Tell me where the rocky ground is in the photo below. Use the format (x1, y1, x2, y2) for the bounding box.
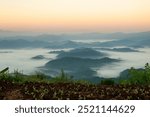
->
(0, 80, 150, 100)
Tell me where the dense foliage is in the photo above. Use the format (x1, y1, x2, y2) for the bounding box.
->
(120, 63, 150, 85)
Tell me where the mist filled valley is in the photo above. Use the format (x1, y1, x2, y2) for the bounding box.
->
(0, 32, 150, 83)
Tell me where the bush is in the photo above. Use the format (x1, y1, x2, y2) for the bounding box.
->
(0, 67, 12, 81)
(100, 79, 115, 85)
(0, 69, 24, 83)
(120, 63, 150, 85)
(27, 71, 49, 82)
(50, 69, 73, 83)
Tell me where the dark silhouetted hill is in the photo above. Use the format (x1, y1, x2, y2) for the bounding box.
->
(31, 55, 45, 60)
(57, 48, 107, 59)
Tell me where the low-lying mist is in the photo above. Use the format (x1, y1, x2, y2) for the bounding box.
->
(96, 48, 150, 78)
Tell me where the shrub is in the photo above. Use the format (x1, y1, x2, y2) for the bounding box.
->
(120, 63, 150, 85)
(27, 71, 49, 82)
(50, 69, 73, 83)
(100, 79, 115, 85)
(0, 67, 13, 81)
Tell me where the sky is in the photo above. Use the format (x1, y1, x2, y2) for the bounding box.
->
(0, 0, 150, 33)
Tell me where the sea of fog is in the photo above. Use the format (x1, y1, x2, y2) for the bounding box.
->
(96, 48, 150, 78)
(0, 49, 57, 74)
(0, 47, 150, 78)
(72, 38, 116, 43)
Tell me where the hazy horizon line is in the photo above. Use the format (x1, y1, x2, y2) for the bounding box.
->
(0, 28, 150, 35)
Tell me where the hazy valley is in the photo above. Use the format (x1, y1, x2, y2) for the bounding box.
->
(0, 31, 150, 83)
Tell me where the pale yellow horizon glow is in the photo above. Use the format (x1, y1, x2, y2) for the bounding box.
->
(0, 0, 150, 32)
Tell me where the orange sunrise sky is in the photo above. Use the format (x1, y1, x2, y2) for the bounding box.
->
(0, 0, 150, 33)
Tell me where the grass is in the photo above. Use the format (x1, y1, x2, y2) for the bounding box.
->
(0, 68, 93, 85)
(1, 63, 150, 85)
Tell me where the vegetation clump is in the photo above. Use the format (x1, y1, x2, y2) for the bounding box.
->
(120, 63, 150, 85)
(100, 79, 115, 85)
